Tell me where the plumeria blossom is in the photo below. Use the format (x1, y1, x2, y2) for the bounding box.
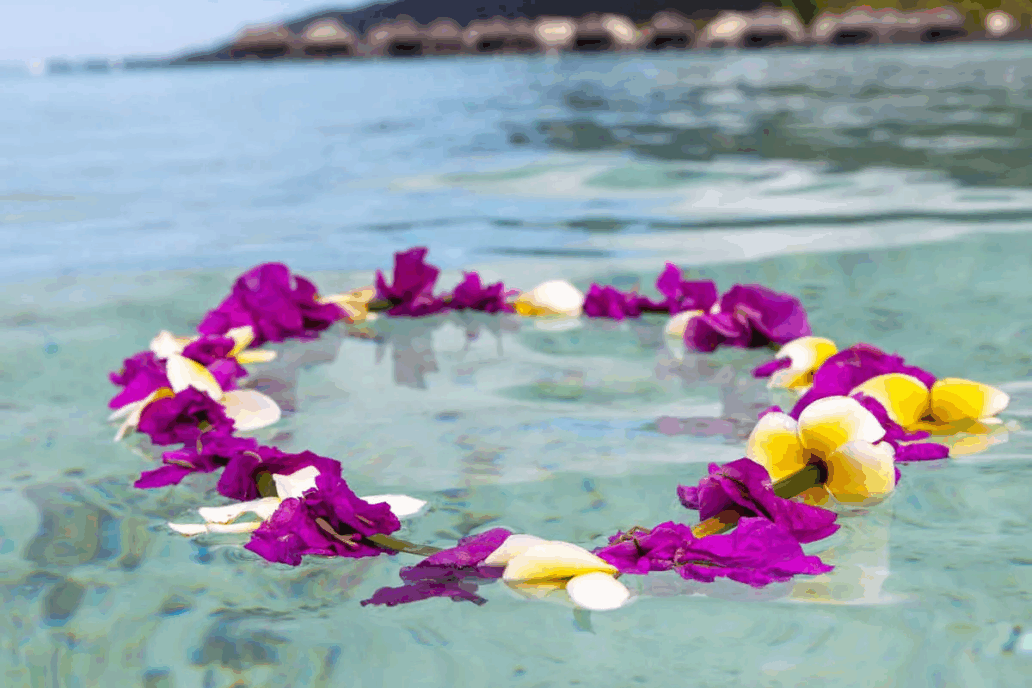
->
(595, 518, 831, 587)
(513, 280, 585, 318)
(746, 396, 898, 506)
(752, 336, 838, 390)
(198, 263, 348, 345)
(168, 463, 426, 556)
(681, 284, 811, 353)
(676, 458, 840, 544)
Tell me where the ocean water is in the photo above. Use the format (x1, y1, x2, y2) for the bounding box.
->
(2, 45, 1032, 687)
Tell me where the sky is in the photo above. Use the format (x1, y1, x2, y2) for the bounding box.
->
(1, 0, 371, 62)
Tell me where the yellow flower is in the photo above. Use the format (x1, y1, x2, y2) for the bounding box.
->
(746, 396, 896, 506)
(765, 336, 838, 390)
(317, 286, 377, 323)
(850, 374, 1009, 433)
(484, 535, 630, 611)
(513, 280, 584, 318)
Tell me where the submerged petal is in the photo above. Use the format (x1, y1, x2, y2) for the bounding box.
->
(197, 497, 283, 524)
(929, 378, 1009, 423)
(797, 396, 885, 460)
(482, 534, 548, 567)
(503, 541, 618, 582)
(824, 440, 897, 506)
(565, 572, 631, 611)
(219, 389, 281, 431)
(850, 373, 931, 428)
(745, 412, 809, 481)
(168, 521, 263, 536)
(165, 354, 223, 400)
(513, 280, 584, 318)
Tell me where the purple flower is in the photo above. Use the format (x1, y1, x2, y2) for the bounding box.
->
(198, 263, 346, 346)
(136, 387, 235, 446)
(684, 285, 811, 353)
(244, 472, 401, 565)
(851, 393, 950, 463)
(790, 344, 936, 419)
(375, 247, 448, 316)
(583, 284, 643, 320)
(676, 458, 839, 544)
(646, 264, 719, 314)
(181, 335, 249, 390)
(448, 272, 514, 313)
(134, 435, 260, 489)
(596, 519, 832, 588)
(108, 351, 170, 409)
(217, 446, 343, 501)
(361, 528, 512, 607)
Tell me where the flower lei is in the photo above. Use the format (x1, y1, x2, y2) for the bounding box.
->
(109, 247, 1012, 612)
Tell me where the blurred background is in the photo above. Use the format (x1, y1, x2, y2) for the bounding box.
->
(2, 1, 1032, 687)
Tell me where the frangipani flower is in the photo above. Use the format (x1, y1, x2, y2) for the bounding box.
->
(513, 280, 585, 318)
(852, 373, 1010, 434)
(487, 535, 631, 611)
(150, 325, 277, 367)
(746, 396, 897, 506)
(198, 263, 347, 345)
(317, 286, 377, 322)
(753, 336, 838, 390)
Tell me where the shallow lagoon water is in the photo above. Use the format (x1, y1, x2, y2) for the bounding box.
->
(2, 46, 1032, 686)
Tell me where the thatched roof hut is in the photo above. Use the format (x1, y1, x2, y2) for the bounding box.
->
(230, 23, 298, 59)
(642, 11, 695, 50)
(569, 13, 641, 51)
(463, 17, 542, 54)
(300, 18, 358, 57)
(424, 18, 468, 55)
(533, 16, 577, 54)
(698, 9, 805, 49)
(363, 16, 425, 57)
(889, 7, 966, 44)
(809, 8, 905, 46)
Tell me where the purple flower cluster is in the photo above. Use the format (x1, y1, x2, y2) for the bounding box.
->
(108, 352, 169, 410)
(683, 285, 811, 353)
(198, 263, 348, 346)
(137, 388, 235, 446)
(595, 518, 831, 587)
(676, 458, 839, 544)
(582, 263, 717, 320)
(375, 247, 513, 316)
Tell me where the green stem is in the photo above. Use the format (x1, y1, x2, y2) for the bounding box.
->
(368, 533, 443, 556)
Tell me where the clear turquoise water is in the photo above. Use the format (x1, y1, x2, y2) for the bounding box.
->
(2, 47, 1032, 686)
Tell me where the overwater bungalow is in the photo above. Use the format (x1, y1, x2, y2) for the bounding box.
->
(533, 16, 578, 54)
(363, 17, 426, 57)
(641, 11, 696, 50)
(810, 7, 967, 46)
(424, 18, 468, 55)
(464, 17, 543, 54)
(300, 18, 359, 57)
(697, 8, 806, 48)
(569, 13, 641, 51)
(229, 23, 298, 59)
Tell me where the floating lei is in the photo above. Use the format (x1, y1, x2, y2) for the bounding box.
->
(109, 246, 1012, 612)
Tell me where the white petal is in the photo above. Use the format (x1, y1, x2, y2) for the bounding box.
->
(197, 497, 283, 524)
(503, 541, 618, 582)
(483, 534, 548, 567)
(565, 572, 631, 611)
(359, 494, 428, 519)
(797, 395, 885, 459)
(225, 326, 255, 356)
(112, 388, 173, 442)
(664, 310, 702, 339)
(108, 400, 142, 422)
(165, 354, 223, 399)
(150, 330, 188, 358)
(220, 389, 281, 431)
(514, 280, 584, 317)
(168, 521, 263, 536)
(273, 466, 321, 499)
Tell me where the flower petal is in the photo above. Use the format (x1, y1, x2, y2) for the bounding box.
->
(745, 412, 809, 481)
(797, 396, 885, 460)
(850, 373, 931, 428)
(824, 440, 897, 506)
(113, 387, 174, 441)
(565, 572, 631, 611)
(929, 378, 1009, 423)
(482, 534, 548, 567)
(225, 326, 256, 357)
(234, 349, 277, 364)
(219, 389, 281, 431)
(197, 497, 283, 524)
(359, 494, 428, 519)
(165, 354, 223, 400)
(664, 310, 702, 339)
(513, 280, 584, 317)
(150, 330, 190, 358)
(502, 541, 618, 582)
(770, 336, 838, 389)
(168, 521, 263, 536)
(273, 466, 321, 499)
